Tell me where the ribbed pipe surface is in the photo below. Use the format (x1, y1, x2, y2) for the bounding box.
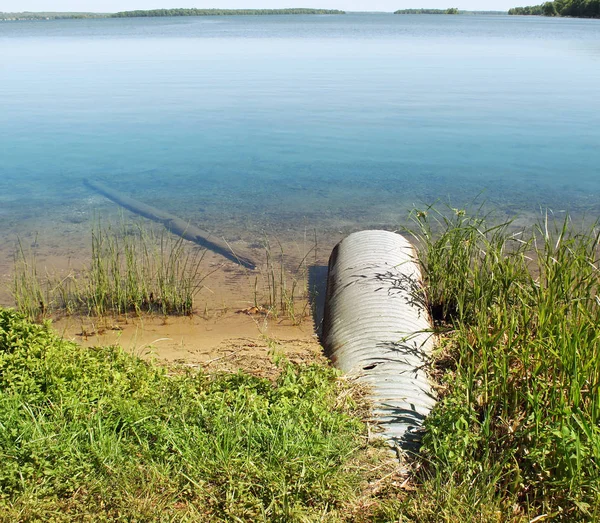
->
(322, 230, 436, 451)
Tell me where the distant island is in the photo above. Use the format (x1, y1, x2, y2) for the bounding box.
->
(0, 12, 107, 20)
(112, 8, 345, 17)
(509, 0, 599, 17)
(394, 8, 460, 14)
(0, 8, 345, 21)
(394, 8, 507, 15)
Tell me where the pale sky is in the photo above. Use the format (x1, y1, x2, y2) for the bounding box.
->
(1, 1, 517, 13)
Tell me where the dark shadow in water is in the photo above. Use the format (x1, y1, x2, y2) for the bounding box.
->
(308, 265, 328, 340)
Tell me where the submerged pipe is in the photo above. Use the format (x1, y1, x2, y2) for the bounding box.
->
(84, 179, 257, 270)
(322, 230, 436, 452)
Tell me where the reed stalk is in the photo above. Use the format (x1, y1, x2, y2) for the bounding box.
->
(11, 220, 208, 318)
(253, 235, 315, 324)
(403, 207, 600, 520)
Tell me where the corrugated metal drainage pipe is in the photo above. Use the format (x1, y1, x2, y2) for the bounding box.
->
(322, 230, 436, 453)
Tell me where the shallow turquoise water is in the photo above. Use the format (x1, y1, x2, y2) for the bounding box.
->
(1, 14, 600, 241)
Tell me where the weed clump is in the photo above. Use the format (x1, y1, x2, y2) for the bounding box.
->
(398, 208, 600, 521)
(12, 221, 207, 319)
(0, 307, 367, 521)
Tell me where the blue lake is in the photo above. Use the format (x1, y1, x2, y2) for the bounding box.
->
(1, 13, 600, 262)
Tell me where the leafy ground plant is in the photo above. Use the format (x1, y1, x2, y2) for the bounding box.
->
(7, 207, 600, 521)
(381, 208, 600, 522)
(0, 307, 385, 522)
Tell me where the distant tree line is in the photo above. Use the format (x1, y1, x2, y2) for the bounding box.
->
(509, 0, 600, 17)
(0, 12, 106, 20)
(111, 8, 345, 18)
(508, 4, 544, 14)
(394, 8, 460, 14)
(461, 10, 508, 14)
(0, 8, 345, 21)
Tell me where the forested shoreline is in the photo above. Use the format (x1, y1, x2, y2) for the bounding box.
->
(394, 8, 460, 14)
(0, 8, 344, 21)
(112, 8, 345, 17)
(509, 0, 600, 17)
(4, 5, 598, 22)
(0, 12, 106, 20)
(1, 9, 512, 21)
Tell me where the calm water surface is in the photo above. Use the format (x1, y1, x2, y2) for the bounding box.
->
(1, 14, 600, 263)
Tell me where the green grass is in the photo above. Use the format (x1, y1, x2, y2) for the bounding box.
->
(12, 220, 207, 319)
(6, 207, 600, 521)
(383, 207, 600, 521)
(11, 237, 47, 320)
(0, 307, 381, 521)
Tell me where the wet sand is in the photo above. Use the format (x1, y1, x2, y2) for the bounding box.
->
(52, 311, 324, 373)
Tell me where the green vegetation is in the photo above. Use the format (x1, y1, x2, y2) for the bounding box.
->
(0, 307, 378, 520)
(11, 220, 318, 325)
(394, 7, 506, 15)
(387, 209, 600, 520)
(509, 0, 600, 17)
(13, 222, 206, 319)
(0, 12, 106, 20)
(111, 8, 345, 18)
(12, 220, 318, 324)
(394, 8, 505, 15)
(5, 207, 600, 520)
(509, 4, 545, 14)
(0, 8, 344, 21)
(394, 8, 460, 14)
